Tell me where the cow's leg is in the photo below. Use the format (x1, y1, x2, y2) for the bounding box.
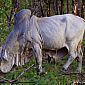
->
(61, 42, 77, 73)
(62, 51, 77, 72)
(76, 44, 83, 73)
(47, 52, 52, 63)
(32, 42, 43, 74)
(47, 51, 56, 64)
(19, 36, 27, 55)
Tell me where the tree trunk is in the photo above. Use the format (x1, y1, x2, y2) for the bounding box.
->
(67, 0, 69, 13)
(55, 0, 58, 15)
(40, 0, 45, 17)
(81, 0, 85, 18)
(77, 0, 81, 16)
(73, 0, 78, 15)
(72, 0, 74, 13)
(47, 0, 51, 16)
(55, 0, 60, 15)
(60, 0, 64, 14)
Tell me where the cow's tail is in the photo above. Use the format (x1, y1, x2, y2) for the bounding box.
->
(77, 41, 83, 57)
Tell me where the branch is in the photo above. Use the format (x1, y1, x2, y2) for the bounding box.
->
(0, 64, 35, 84)
(12, 64, 35, 82)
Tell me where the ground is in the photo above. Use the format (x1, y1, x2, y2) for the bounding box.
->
(0, 55, 85, 85)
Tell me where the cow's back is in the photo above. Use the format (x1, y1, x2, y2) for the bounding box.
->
(37, 14, 85, 50)
(38, 15, 67, 49)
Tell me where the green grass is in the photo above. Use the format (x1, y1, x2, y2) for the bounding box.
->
(0, 56, 85, 85)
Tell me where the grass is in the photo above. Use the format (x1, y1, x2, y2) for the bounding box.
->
(0, 56, 85, 85)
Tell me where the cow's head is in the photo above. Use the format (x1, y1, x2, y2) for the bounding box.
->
(0, 9, 32, 61)
(0, 46, 15, 73)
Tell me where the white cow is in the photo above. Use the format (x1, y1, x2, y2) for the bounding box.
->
(0, 9, 84, 74)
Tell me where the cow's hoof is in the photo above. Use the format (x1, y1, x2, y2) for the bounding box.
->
(75, 69, 81, 74)
(37, 71, 45, 76)
(60, 68, 67, 74)
(37, 69, 46, 75)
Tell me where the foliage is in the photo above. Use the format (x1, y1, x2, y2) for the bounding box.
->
(0, 0, 12, 45)
(1, 57, 85, 85)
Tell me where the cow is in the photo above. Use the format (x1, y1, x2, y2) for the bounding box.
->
(0, 9, 85, 74)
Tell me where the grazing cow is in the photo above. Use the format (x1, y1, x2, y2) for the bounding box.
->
(0, 9, 85, 74)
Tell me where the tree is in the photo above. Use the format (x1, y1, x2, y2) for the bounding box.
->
(67, 0, 69, 13)
(77, 0, 81, 16)
(60, 0, 64, 14)
(81, 0, 85, 18)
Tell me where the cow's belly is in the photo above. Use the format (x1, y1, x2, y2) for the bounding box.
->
(39, 18, 66, 50)
(42, 34, 66, 50)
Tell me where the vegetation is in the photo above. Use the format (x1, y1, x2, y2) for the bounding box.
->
(1, 57, 84, 85)
(0, 0, 85, 45)
(0, 0, 85, 85)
